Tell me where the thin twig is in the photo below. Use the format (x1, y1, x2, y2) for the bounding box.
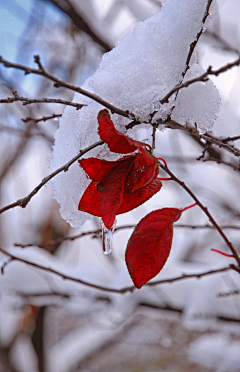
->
(202, 157, 240, 171)
(0, 140, 104, 214)
(217, 289, 240, 298)
(0, 247, 234, 294)
(22, 113, 62, 124)
(15, 225, 135, 248)
(222, 135, 240, 143)
(127, 118, 240, 159)
(0, 56, 131, 118)
(165, 120, 240, 158)
(159, 162, 240, 267)
(14, 224, 240, 249)
(151, 124, 157, 153)
(161, 57, 240, 104)
(183, 0, 214, 78)
(0, 92, 86, 110)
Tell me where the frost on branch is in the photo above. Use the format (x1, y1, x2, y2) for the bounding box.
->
(51, 0, 220, 228)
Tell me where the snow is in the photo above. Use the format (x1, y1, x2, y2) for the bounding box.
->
(188, 333, 240, 372)
(51, 0, 220, 229)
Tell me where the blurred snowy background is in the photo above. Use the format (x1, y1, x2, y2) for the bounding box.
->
(0, 0, 240, 371)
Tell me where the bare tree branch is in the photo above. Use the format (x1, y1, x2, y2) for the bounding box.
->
(0, 140, 103, 215)
(0, 56, 130, 118)
(0, 247, 234, 294)
(163, 119, 240, 158)
(14, 224, 240, 249)
(161, 57, 240, 104)
(22, 113, 62, 124)
(46, 0, 112, 51)
(159, 161, 240, 267)
(182, 0, 214, 78)
(0, 92, 87, 110)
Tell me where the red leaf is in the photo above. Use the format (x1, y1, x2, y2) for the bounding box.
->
(98, 110, 137, 154)
(100, 156, 134, 229)
(124, 153, 159, 192)
(79, 155, 134, 183)
(118, 179, 162, 214)
(78, 181, 101, 216)
(78, 179, 162, 218)
(125, 208, 182, 288)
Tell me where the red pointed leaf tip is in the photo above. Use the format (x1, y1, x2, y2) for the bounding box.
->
(125, 208, 182, 288)
(98, 109, 138, 154)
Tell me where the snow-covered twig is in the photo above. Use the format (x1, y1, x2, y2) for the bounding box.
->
(0, 247, 233, 294)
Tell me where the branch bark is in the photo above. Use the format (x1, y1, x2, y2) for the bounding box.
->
(0, 246, 234, 294)
(0, 56, 130, 118)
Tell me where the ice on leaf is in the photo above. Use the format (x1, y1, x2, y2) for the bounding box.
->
(51, 0, 220, 228)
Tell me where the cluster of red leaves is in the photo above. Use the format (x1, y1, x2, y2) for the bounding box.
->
(78, 109, 162, 230)
(79, 110, 196, 288)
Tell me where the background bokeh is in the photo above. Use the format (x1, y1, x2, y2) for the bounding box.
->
(0, 1, 240, 371)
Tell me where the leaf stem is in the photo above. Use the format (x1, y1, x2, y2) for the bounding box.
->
(181, 203, 197, 212)
(159, 163, 240, 267)
(211, 249, 234, 258)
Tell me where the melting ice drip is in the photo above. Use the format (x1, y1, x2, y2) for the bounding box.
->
(100, 218, 117, 255)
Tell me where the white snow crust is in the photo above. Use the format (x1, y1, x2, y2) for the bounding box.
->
(52, 0, 220, 228)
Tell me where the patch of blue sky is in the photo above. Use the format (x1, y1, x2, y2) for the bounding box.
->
(0, 0, 67, 93)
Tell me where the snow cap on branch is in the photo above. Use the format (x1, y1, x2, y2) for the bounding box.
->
(52, 0, 220, 228)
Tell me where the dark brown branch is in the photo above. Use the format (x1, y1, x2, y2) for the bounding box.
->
(217, 289, 240, 298)
(183, 0, 214, 78)
(0, 247, 234, 294)
(202, 157, 240, 171)
(15, 225, 135, 248)
(151, 124, 157, 153)
(165, 119, 240, 158)
(127, 117, 240, 160)
(0, 92, 87, 110)
(22, 113, 62, 124)
(47, 0, 112, 51)
(147, 266, 233, 287)
(0, 140, 103, 215)
(161, 57, 240, 104)
(159, 162, 240, 267)
(0, 56, 130, 118)
(222, 135, 240, 143)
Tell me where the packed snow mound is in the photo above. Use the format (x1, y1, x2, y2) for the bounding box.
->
(52, 0, 220, 228)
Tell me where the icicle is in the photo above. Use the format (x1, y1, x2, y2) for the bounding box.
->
(100, 218, 117, 255)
